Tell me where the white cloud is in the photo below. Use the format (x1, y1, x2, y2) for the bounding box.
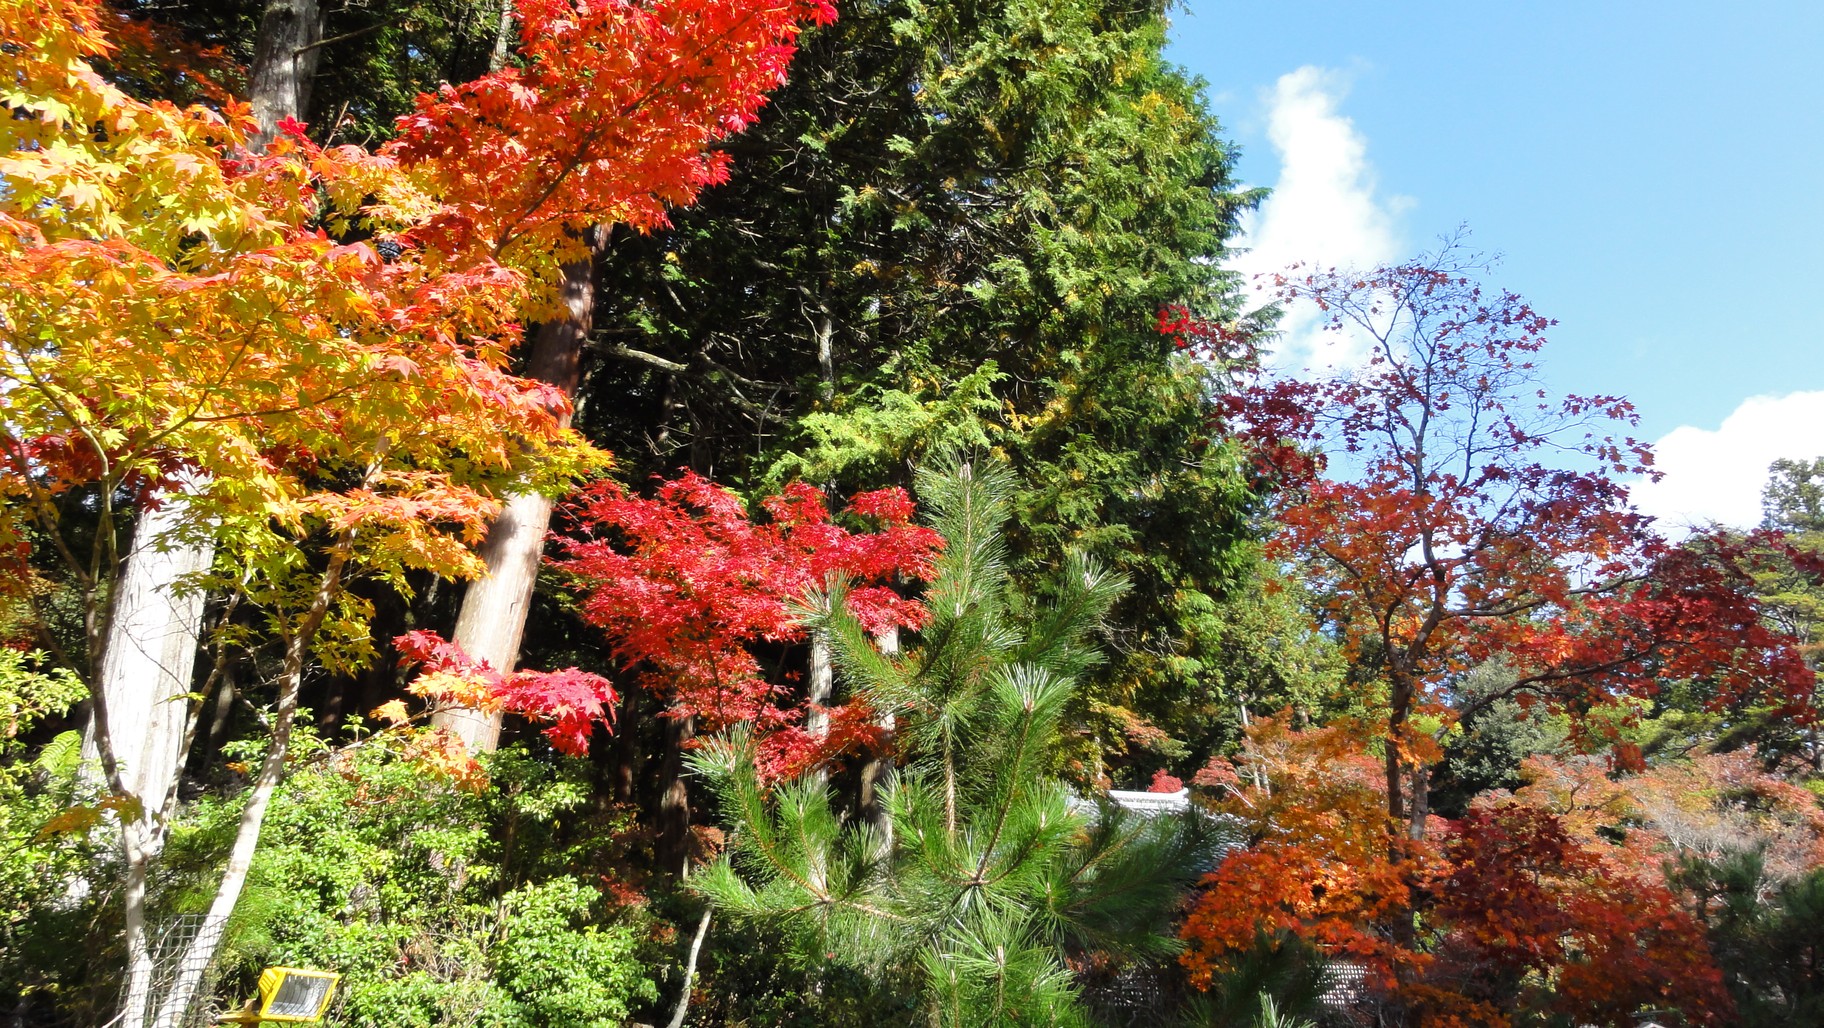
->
(1629, 391, 1824, 532)
(1226, 67, 1409, 371)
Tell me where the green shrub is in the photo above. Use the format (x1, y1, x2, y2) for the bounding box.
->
(0, 649, 113, 1022)
(171, 731, 658, 1027)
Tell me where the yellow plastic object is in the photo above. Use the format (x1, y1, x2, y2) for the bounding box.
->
(251, 967, 339, 1023)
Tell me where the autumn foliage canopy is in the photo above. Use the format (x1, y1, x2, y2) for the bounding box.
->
(1168, 250, 1818, 836)
(1, 0, 834, 714)
(1180, 718, 1737, 1026)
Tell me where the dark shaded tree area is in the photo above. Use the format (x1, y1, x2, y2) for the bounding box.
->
(112, 0, 505, 138)
(574, 0, 1273, 786)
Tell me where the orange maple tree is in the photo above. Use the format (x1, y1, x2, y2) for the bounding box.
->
(1179, 717, 1428, 992)
(1180, 719, 1736, 1026)
(1171, 245, 1818, 843)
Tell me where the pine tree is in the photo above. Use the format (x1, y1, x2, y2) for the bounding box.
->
(689, 458, 1213, 1026)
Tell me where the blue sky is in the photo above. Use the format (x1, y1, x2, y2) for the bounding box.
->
(1165, 1, 1824, 529)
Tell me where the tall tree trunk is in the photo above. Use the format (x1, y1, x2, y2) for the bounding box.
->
(1381, 669, 1424, 957)
(657, 711, 696, 877)
(1407, 764, 1431, 842)
(248, 0, 329, 142)
(90, 623, 164, 1028)
(490, 0, 516, 74)
(433, 229, 603, 753)
(106, 10, 325, 1019)
(80, 504, 212, 820)
(608, 686, 642, 805)
(804, 631, 837, 796)
(1384, 672, 1411, 831)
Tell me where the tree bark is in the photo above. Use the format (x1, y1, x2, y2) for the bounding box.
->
(656, 711, 696, 878)
(490, 0, 516, 74)
(608, 686, 642, 805)
(248, 0, 329, 143)
(665, 906, 713, 1028)
(80, 501, 212, 824)
(90, 627, 163, 1028)
(858, 626, 898, 839)
(433, 229, 603, 753)
(1384, 671, 1411, 831)
(803, 631, 837, 792)
(1407, 764, 1431, 842)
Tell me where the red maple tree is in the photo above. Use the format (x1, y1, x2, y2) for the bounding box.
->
(1426, 803, 1732, 1025)
(1179, 717, 1426, 991)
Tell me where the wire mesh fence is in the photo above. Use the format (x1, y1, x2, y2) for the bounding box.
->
(108, 914, 228, 1028)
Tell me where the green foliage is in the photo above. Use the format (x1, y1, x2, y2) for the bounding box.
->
(0, 650, 110, 1021)
(1111, 565, 1346, 783)
(683, 915, 926, 1026)
(1764, 458, 1824, 535)
(0, 648, 84, 741)
(1674, 849, 1824, 1025)
(691, 458, 1218, 1026)
(167, 735, 657, 1027)
(761, 362, 1007, 491)
(1432, 662, 1570, 817)
(1177, 933, 1330, 1028)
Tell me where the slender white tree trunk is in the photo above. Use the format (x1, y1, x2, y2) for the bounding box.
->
(490, 0, 515, 73)
(803, 631, 835, 787)
(150, 530, 356, 1028)
(805, 631, 833, 736)
(93, 661, 163, 1028)
(665, 906, 713, 1028)
(115, 818, 160, 1028)
(860, 626, 898, 841)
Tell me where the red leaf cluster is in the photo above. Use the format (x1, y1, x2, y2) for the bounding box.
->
(551, 472, 940, 761)
(393, 629, 617, 757)
(391, 0, 837, 270)
(1428, 804, 1732, 1024)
